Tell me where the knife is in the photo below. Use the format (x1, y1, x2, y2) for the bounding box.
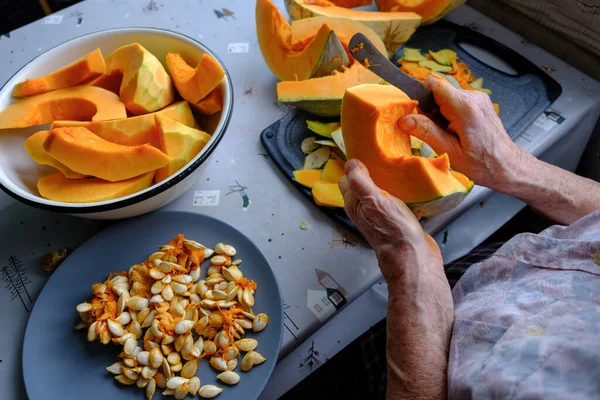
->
(349, 33, 448, 129)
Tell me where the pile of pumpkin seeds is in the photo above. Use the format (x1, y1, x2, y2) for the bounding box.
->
(75, 234, 268, 399)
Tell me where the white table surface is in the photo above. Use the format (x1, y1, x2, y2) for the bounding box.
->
(0, 1, 598, 399)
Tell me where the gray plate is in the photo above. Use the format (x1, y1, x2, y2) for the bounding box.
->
(22, 211, 283, 400)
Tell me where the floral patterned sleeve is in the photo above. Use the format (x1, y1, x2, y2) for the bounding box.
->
(449, 209, 600, 399)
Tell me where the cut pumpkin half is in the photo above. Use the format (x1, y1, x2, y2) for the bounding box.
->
(257, 0, 386, 117)
(341, 84, 472, 216)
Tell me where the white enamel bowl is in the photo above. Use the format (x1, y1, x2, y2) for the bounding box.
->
(0, 28, 233, 219)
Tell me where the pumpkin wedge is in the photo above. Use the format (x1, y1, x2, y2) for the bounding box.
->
(87, 71, 122, 95)
(257, 0, 385, 116)
(342, 84, 472, 216)
(375, 0, 465, 25)
(51, 101, 197, 148)
(321, 159, 345, 183)
(0, 86, 126, 129)
(105, 43, 174, 115)
(192, 87, 223, 115)
(256, 1, 350, 82)
(12, 49, 105, 98)
(293, 169, 322, 188)
(284, 0, 421, 55)
(166, 53, 225, 104)
(38, 171, 155, 203)
(312, 179, 344, 207)
(154, 115, 211, 183)
(43, 127, 170, 182)
(24, 130, 86, 179)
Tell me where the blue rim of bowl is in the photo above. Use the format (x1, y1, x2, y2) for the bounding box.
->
(0, 27, 233, 214)
(21, 210, 285, 400)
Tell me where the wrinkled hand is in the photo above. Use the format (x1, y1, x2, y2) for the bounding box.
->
(399, 75, 527, 191)
(339, 159, 454, 398)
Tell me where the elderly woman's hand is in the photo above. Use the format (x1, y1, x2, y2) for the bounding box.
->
(399, 75, 527, 191)
(339, 159, 453, 399)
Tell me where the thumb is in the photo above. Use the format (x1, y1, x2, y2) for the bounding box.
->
(398, 114, 458, 155)
(344, 159, 380, 203)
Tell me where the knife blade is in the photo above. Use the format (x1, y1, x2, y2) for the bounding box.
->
(349, 33, 448, 128)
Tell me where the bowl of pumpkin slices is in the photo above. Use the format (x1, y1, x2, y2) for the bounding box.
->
(0, 27, 233, 219)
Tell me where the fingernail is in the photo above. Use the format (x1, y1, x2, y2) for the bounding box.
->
(345, 159, 359, 173)
(398, 116, 416, 132)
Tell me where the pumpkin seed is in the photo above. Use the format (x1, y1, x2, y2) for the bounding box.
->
(106, 361, 124, 375)
(151, 280, 165, 295)
(158, 262, 172, 273)
(145, 378, 156, 400)
(167, 376, 189, 389)
(232, 259, 242, 266)
(235, 338, 258, 352)
(227, 358, 238, 371)
(190, 267, 201, 282)
(107, 319, 124, 337)
(148, 251, 165, 261)
(162, 284, 174, 301)
(181, 359, 198, 378)
(145, 341, 159, 351)
(129, 320, 142, 339)
(162, 389, 175, 396)
(216, 300, 236, 308)
(149, 269, 165, 280)
(253, 313, 268, 332)
(137, 351, 150, 366)
(161, 357, 172, 378)
(227, 285, 241, 301)
(87, 321, 99, 342)
(149, 347, 163, 369)
(163, 334, 175, 345)
(175, 320, 194, 335)
(115, 374, 136, 385)
(150, 320, 163, 338)
(206, 266, 221, 276)
(124, 368, 140, 381)
(116, 312, 131, 326)
(189, 376, 201, 396)
(124, 336, 137, 355)
(92, 283, 107, 295)
(170, 361, 183, 372)
(241, 351, 255, 371)
(75, 322, 87, 330)
(174, 382, 190, 400)
(217, 371, 240, 385)
(123, 357, 136, 368)
(242, 288, 255, 307)
(171, 281, 188, 294)
(172, 274, 192, 284)
(190, 293, 201, 304)
(198, 384, 223, 398)
(223, 345, 240, 360)
(162, 274, 172, 284)
(222, 266, 243, 281)
(203, 340, 217, 355)
(141, 366, 158, 379)
(209, 356, 228, 372)
(76, 302, 92, 313)
(127, 296, 149, 311)
(212, 289, 228, 300)
(154, 372, 167, 388)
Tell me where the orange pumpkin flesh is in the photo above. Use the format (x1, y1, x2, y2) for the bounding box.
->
(51, 101, 197, 148)
(43, 127, 170, 182)
(312, 179, 344, 207)
(342, 84, 472, 213)
(192, 87, 223, 115)
(38, 171, 155, 203)
(293, 169, 322, 188)
(154, 115, 211, 183)
(375, 0, 465, 24)
(87, 71, 122, 95)
(105, 43, 174, 115)
(0, 86, 127, 129)
(166, 53, 225, 104)
(328, 0, 372, 6)
(24, 130, 86, 179)
(321, 159, 345, 182)
(12, 49, 105, 98)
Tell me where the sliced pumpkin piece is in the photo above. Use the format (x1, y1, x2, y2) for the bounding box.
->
(257, 0, 385, 117)
(43, 127, 170, 182)
(342, 84, 472, 216)
(400, 60, 432, 81)
(191, 87, 223, 115)
(419, 60, 453, 73)
(166, 53, 225, 104)
(0, 86, 126, 129)
(375, 0, 465, 25)
(303, 146, 331, 169)
(330, 127, 346, 156)
(306, 120, 340, 138)
(256, 2, 349, 81)
(51, 101, 197, 148)
(24, 130, 86, 179)
(12, 49, 105, 98)
(312, 179, 344, 207)
(154, 115, 211, 183)
(285, 0, 420, 55)
(402, 48, 427, 62)
(293, 169, 322, 188)
(38, 171, 155, 203)
(321, 159, 345, 183)
(429, 49, 457, 66)
(105, 43, 174, 115)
